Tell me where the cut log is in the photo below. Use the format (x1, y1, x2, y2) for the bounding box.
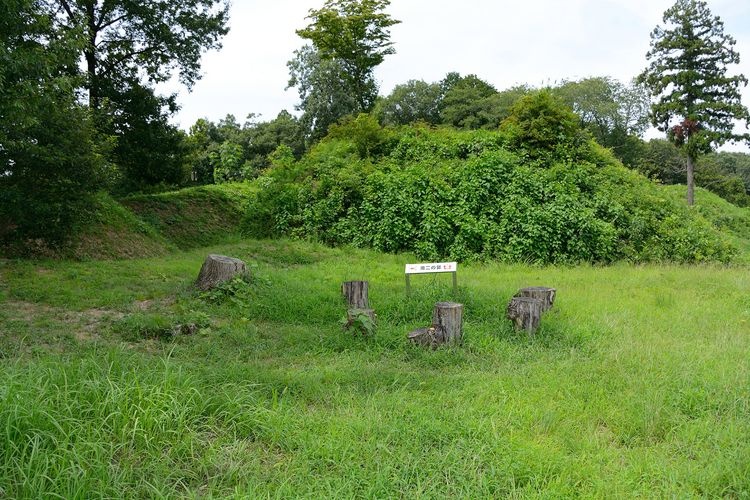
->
(345, 308, 377, 336)
(507, 297, 543, 337)
(196, 254, 248, 291)
(515, 286, 556, 312)
(342, 280, 369, 309)
(407, 326, 439, 348)
(432, 301, 464, 345)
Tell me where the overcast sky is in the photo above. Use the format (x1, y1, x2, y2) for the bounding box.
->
(166, 0, 750, 150)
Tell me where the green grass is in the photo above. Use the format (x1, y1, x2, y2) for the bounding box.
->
(122, 183, 254, 251)
(1, 239, 749, 497)
(661, 184, 750, 262)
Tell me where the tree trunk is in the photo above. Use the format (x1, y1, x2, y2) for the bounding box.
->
(84, 1, 100, 110)
(432, 301, 464, 345)
(515, 287, 556, 312)
(342, 280, 369, 309)
(196, 254, 248, 291)
(507, 297, 543, 337)
(686, 153, 695, 206)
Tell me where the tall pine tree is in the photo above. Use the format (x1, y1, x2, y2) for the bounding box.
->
(638, 0, 750, 205)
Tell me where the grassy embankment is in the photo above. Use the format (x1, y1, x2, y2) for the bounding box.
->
(11, 183, 255, 261)
(1, 234, 749, 497)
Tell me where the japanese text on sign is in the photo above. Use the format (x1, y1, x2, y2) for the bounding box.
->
(404, 262, 458, 275)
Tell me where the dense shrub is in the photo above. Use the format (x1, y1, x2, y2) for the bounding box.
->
(242, 122, 737, 264)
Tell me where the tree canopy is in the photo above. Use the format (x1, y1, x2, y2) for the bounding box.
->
(0, 0, 106, 244)
(295, 0, 399, 112)
(48, 0, 229, 109)
(638, 0, 750, 204)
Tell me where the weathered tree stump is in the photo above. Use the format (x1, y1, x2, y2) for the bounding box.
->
(432, 301, 464, 345)
(515, 287, 556, 312)
(196, 254, 248, 291)
(507, 297, 543, 337)
(407, 326, 439, 348)
(407, 302, 464, 348)
(342, 280, 369, 309)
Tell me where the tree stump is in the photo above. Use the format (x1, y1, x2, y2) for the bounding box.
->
(407, 302, 465, 348)
(407, 326, 439, 348)
(196, 254, 248, 291)
(515, 287, 556, 312)
(507, 297, 543, 337)
(345, 308, 377, 336)
(432, 301, 464, 345)
(342, 280, 369, 309)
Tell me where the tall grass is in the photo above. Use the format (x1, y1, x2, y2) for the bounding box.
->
(1, 239, 749, 497)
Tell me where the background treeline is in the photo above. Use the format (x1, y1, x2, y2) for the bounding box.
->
(2, 0, 749, 257)
(238, 92, 739, 264)
(0, 0, 229, 247)
(186, 74, 750, 207)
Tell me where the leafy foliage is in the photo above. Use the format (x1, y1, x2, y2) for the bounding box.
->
(0, 0, 108, 246)
(500, 90, 588, 160)
(553, 77, 650, 167)
(184, 112, 305, 184)
(439, 74, 499, 129)
(375, 79, 443, 126)
(296, 0, 400, 111)
(638, 0, 750, 204)
(341, 309, 376, 336)
(106, 83, 189, 192)
(287, 45, 360, 143)
(39, 0, 229, 191)
(242, 119, 736, 264)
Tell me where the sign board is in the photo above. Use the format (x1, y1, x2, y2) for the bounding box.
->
(405, 262, 457, 274)
(404, 261, 458, 295)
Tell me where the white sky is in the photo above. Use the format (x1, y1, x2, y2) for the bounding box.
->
(166, 0, 750, 151)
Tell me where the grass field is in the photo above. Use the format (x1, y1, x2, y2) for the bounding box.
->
(1, 239, 749, 497)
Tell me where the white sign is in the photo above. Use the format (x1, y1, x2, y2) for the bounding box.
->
(405, 262, 458, 275)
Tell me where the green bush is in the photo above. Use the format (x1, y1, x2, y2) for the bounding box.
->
(241, 123, 737, 264)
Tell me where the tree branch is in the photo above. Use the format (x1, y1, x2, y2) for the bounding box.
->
(97, 12, 128, 31)
(99, 46, 161, 77)
(57, 0, 77, 22)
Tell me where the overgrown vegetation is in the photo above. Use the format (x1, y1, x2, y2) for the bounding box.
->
(1, 239, 749, 496)
(242, 96, 739, 264)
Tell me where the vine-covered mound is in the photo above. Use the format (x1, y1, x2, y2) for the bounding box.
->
(243, 123, 736, 264)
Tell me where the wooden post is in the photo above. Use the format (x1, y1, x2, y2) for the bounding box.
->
(405, 275, 411, 296)
(452, 271, 457, 295)
(515, 287, 556, 312)
(506, 297, 543, 337)
(432, 301, 464, 345)
(196, 254, 248, 291)
(342, 280, 369, 309)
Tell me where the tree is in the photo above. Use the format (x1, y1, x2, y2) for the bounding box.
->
(245, 111, 305, 172)
(295, 0, 400, 112)
(638, 0, 750, 205)
(439, 74, 498, 129)
(184, 112, 305, 184)
(288, 45, 360, 142)
(43, 0, 229, 191)
(46, 0, 229, 110)
(707, 151, 750, 194)
(1, 0, 107, 246)
(185, 118, 221, 184)
(554, 77, 650, 167)
(500, 90, 586, 159)
(108, 83, 188, 191)
(376, 80, 442, 126)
